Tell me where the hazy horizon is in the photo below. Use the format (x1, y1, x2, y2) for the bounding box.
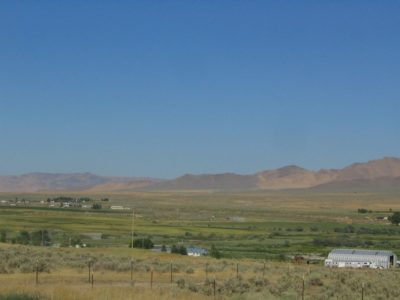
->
(0, 156, 399, 180)
(1, 1, 399, 178)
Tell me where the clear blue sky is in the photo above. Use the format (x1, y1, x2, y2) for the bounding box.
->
(1, 1, 399, 178)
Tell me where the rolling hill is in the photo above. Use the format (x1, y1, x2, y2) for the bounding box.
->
(0, 173, 158, 192)
(0, 157, 399, 192)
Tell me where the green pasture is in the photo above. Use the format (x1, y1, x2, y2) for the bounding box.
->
(1, 190, 400, 258)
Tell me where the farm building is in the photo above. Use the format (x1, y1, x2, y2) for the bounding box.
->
(187, 247, 208, 257)
(325, 249, 397, 269)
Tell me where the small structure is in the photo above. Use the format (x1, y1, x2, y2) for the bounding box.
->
(187, 247, 208, 257)
(325, 249, 397, 269)
(110, 206, 124, 210)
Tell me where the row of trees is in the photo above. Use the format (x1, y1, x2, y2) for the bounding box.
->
(128, 238, 222, 258)
(1, 230, 51, 246)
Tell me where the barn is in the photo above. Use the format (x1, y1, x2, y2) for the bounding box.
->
(187, 247, 208, 257)
(325, 249, 397, 269)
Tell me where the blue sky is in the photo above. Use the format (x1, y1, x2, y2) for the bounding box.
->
(0, 1, 399, 178)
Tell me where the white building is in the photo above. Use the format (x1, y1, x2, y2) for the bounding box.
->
(110, 206, 124, 210)
(325, 249, 397, 269)
(187, 247, 208, 257)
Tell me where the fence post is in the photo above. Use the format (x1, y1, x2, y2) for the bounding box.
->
(35, 259, 39, 285)
(170, 262, 173, 284)
(205, 263, 208, 280)
(91, 272, 94, 288)
(88, 261, 91, 283)
(361, 283, 364, 300)
(150, 270, 153, 289)
(236, 263, 239, 279)
(302, 275, 305, 300)
(263, 261, 266, 279)
(213, 278, 216, 299)
(130, 260, 133, 281)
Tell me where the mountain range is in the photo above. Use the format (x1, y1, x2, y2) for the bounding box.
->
(0, 157, 400, 192)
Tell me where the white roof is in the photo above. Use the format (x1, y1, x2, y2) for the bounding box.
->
(329, 249, 395, 257)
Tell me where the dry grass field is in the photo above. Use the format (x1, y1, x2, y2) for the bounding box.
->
(1, 244, 400, 299)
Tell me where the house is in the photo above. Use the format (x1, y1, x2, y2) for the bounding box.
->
(325, 249, 397, 269)
(187, 247, 208, 257)
(110, 206, 124, 210)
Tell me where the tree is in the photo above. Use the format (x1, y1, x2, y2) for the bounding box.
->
(130, 238, 154, 249)
(389, 212, 400, 225)
(210, 245, 221, 259)
(171, 244, 179, 254)
(31, 230, 51, 246)
(161, 244, 167, 252)
(0, 230, 6, 243)
(92, 203, 102, 209)
(179, 246, 187, 255)
(16, 231, 30, 245)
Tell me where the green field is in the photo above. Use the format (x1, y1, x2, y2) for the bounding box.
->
(1, 190, 400, 259)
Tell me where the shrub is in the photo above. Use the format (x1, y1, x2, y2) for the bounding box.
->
(176, 278, 185, 289)
(310, 277, 323, 286)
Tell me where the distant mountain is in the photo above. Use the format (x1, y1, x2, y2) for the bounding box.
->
(146, 173, 258, 191)
(141, 157, 400, 191)
(256, 165, 337, 189)
(0, 172, 158, 192)
(335, 157, 400, 181)
(0, 157, 399, 192)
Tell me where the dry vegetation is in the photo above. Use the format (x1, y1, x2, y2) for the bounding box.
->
(1, 244, 400, 299)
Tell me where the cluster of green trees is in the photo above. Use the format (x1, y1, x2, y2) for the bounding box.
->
(389, 212, 400, 225)
(357, 208, 372, 214)
(210, 245, 221, 259)
(129, 238, 154, 249)
(171, 245, 187, 255)
(0, 230, 51, 246)
(92, 203, 102, 209)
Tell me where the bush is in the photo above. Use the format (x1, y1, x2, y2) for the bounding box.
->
(176, 278, 185, 289)
(310, 277, 323, 286)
